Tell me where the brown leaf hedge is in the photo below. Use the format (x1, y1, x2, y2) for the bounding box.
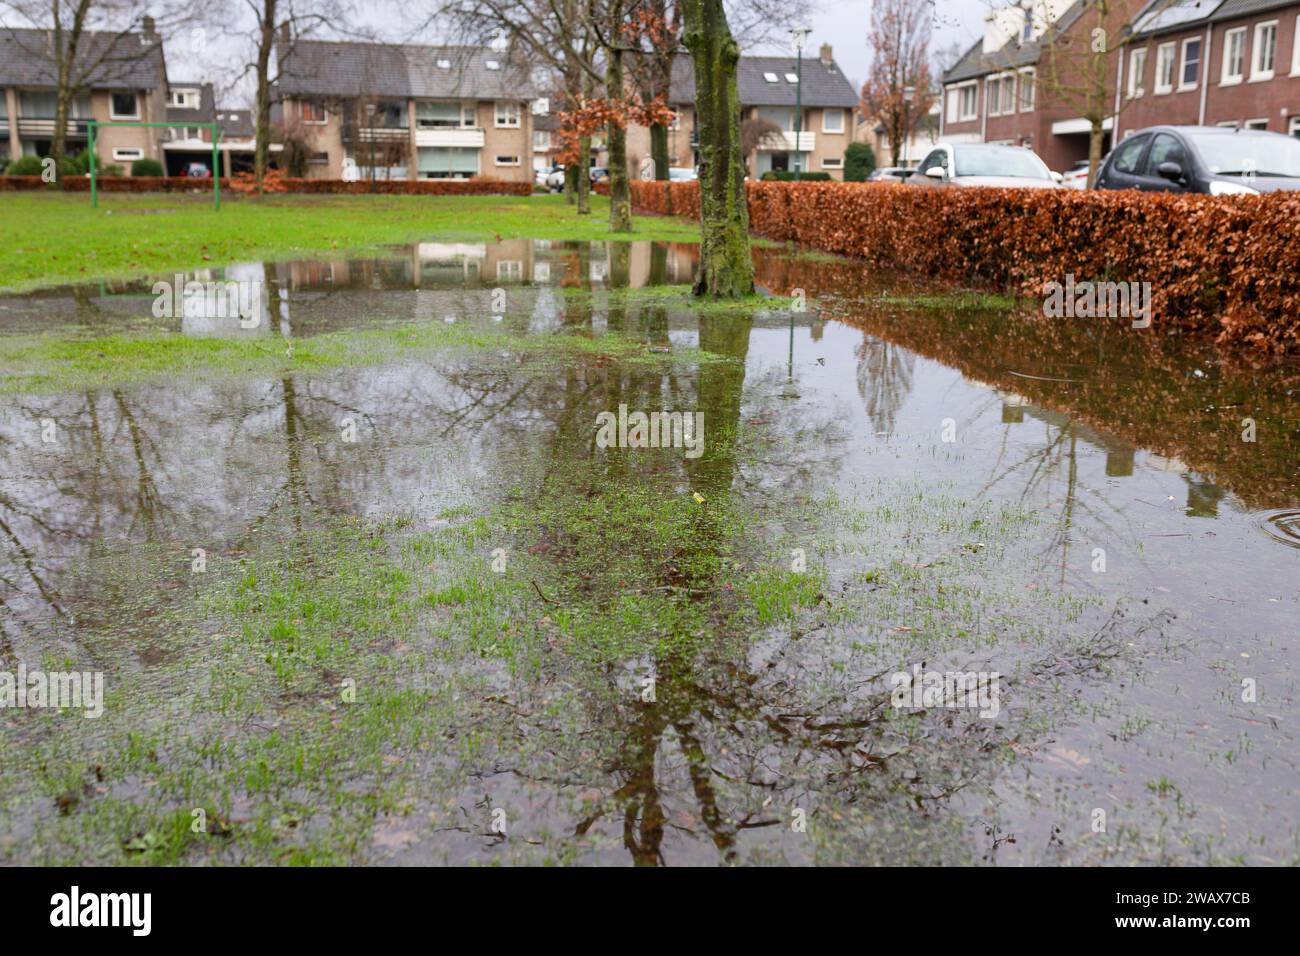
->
(630, 180, 1300, 354)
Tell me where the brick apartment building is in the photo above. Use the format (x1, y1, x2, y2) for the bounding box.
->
(940, 0, 1300, 173)
(1116, 0, 1300, 138)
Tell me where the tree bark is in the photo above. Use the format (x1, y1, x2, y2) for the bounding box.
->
(682, 0, 754, 298)
(650, 123, 670, 180)
(577, 136, 592, 215)
(606, 49, 632, 233)
(254, 0, 279, 195)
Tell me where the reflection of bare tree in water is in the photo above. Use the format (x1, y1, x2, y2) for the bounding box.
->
(855, 334, 915, 436)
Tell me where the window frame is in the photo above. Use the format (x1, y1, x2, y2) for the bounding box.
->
(494, 101, 521, 128)
(109, 91, 140, 120)
(111, 147, 144, 161)
(494, 154, 521, 166)
(1018, 68, 1035, 111)
(1128, 47, 1147, 98)
(1178, 36, 1202, 91)
(822, 107, 845, 134)
(300, 101, 327, 124)
(820, 156, 844, 169)
(1221, 27, 1246, 85)
(1155, 41, 1177, 94)
(1293, 15, 1300, 75)
(1250, 20, 1278, 81)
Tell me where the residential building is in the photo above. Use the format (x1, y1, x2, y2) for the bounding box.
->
(856, 100, 942, 167)
(940, 0, 1300, 173)
(1116, 0, 1300, 139)
(164, 81, 256, 176)
(273, 34, 537, 182)
(0, 22, 169, 167)
(621, 44, 859, 180)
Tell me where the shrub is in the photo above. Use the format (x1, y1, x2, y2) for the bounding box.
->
(627, 179, 1300, 354)
(6, 155, 45, 176)
(759, 170, 831, 182)
(843, 142, 876, 182)
(131, 158, 165, 177)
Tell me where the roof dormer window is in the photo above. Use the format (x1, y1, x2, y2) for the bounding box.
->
(785, 73, 798, 83)
(763, 72, 778, 82)
(486, 59, 500, 70)
(437, 58, 450, 69)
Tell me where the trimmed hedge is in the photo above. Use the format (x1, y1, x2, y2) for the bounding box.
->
(629, 180, 1300, 353)
(0, 175, 532, 196)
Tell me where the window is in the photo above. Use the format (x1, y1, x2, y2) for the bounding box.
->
(763, 72, 778, 82)
(1143, 133, 1187, 176)
(485, 60, 500, 70)
(301, 101, 326, 123)
(418, 145, 479, 179)
(494, 154, 520, 166)
(417, 102, 465, 129)
(785, 73, 799, 83)
(1019, 69, 1035, 110)
(1155, 42, 1176, 93)
(1221, 27, 1246, 84)
(1294, 15, 1300, 75)
(1245, 118, 1269, 130)
(959, 83, 978, 120)
(987, 75, 1013, 115)
(1217, 120, 1240, 128)
(494, 102, 520, 127)
(1291, 116, 1300, 137)
(822, 108, 844, 133)
(1110, 133, 1149, 173)
(169, 89, 200, 109)
(309, 151, 329, 165)
(497, 261, 523, 281)
(1021, 9, 1033, 42)
(436, 59, 451, 69)
(821, 157, 843, 169)
(1179, 37, 1201, 90)
(532, 130, 551, 150)
(112, 147, 143, 161)
(1128, 48, 1147, 98)
(1251, 21, 1277, 80)
(110, 92, 139, 119)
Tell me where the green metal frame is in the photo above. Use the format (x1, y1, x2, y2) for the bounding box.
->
(87, 120, 223, 210)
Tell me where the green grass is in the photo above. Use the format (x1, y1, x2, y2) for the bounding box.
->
(0, 317, 732, 394)
(0, 192, 699, 292)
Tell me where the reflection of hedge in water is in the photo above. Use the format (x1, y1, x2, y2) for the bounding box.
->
(752, 250, 1300, 511)
(630, 179, 1300, 354)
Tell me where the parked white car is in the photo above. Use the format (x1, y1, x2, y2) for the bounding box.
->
(1061, 160, 1091, 189)
(668, 166, 698, 182)
(908, 143, 1062, 189)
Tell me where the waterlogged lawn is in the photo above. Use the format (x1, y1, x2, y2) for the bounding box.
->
(0, 320, 729, 395)
(0, 192, 699, 292)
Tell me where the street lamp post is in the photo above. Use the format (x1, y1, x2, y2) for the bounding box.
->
(790, 28, 811, 181)
(365, 102, 377, 187)
(902, 85, 915, 168)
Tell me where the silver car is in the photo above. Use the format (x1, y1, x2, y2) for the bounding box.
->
(908, 143, 1061, 189)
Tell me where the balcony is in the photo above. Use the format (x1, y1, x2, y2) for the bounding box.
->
(349, 126, 410, 145)
(17, 117, 90, 139)
(757, 131, 815, 152)
(414, 127, 486, 149)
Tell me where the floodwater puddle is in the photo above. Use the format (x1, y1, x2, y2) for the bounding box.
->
(0, 240, 1296, 865)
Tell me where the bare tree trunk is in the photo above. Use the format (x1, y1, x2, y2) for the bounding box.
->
(606, 49, 632, 232)
(1087, 120, 1104, 189)
(650, 123, 670, 180)
(565, 163, 578, 203)
(254, 0, 279, 195)
(683, 0, 754, 298)
(577, 136, 592, 215)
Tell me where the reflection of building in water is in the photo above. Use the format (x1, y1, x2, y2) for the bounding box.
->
(1185, 478, 1228, 518)
(996, 389, 1028, 424)
(179, 262, 272, 338)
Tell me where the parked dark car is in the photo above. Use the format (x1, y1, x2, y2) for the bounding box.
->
(1093, 125, 1300, 195)
(589, 166, 610, 184)
(186, 162, 211, 179)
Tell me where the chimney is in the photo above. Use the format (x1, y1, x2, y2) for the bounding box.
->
(819, 43, 833, 67)
(279, 22, 291, 45)
(142, 15, 157, 42)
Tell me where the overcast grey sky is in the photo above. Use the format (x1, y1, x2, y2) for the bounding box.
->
(150, 0, 992, 106)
